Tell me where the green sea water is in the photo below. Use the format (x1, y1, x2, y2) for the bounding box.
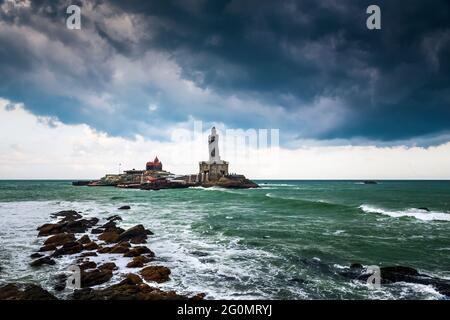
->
(0, 180, 449, 299)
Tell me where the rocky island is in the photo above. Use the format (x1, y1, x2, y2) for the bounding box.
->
(73, 127, 259, 190)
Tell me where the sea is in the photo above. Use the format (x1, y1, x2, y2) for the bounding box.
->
(0, 180, 449, 300)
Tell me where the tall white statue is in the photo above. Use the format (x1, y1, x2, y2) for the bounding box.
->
(208, 127, 221, 163)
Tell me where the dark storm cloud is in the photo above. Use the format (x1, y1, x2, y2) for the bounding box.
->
(1, 0, 450, 144)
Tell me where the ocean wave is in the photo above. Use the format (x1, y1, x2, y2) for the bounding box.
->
(259, 183, 295, 187)
(359, 205, 450, 222)
(265, 193, 338, 207)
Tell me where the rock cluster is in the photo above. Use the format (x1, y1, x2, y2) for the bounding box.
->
(0, 209, 205, 300)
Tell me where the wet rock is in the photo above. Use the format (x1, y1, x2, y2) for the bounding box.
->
(30, 256, 56, 267)
(124, 246, 154, 258)
(101, 220, 117, 229)
(44, 233, 76, 246)
(140, 266, 171, 283)
(118, 205, 131, 210)
(107, 215, 122, 222)
(119, 273, 143, 285)
(81, 269, 113, 288)
(83, 241, 99, 251)
(39, 244, 57, 252)
(109, 242, 131, 254)
(126, 255, 152, 268)
(97, 246, 112, 254)
(80, 252, 98, 258)
(0, 283, 57, 300)
(51, 210, 82, 222)
(78, 235, 91, 244)
(130, 236, 148, 244)
(350, 263, 364, 270)
(341, 264, 450, 297)
(117, 225, 153, 243)
(30, 253, 44, 259)
(53, 241, 83, 257)
(98, 262, 117, 271)
(72, 283, 188, 300)
(64, 218, 98, 233)
(91, 228, 103, 234)
(53, 274, 67, 291)
(38, 218, 98, 236)
(37, 223, 64, 236)
(98, 231, 120, 243)
(79, 261, 97, 271)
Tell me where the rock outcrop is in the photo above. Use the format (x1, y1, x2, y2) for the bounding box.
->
(0, 284, 57, 300)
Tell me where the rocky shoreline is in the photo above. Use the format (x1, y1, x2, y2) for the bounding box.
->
(1, 208, 449, 300)
(0, 209, 205, 300)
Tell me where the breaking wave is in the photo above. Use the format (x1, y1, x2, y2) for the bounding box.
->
(359, 205, 450, 222)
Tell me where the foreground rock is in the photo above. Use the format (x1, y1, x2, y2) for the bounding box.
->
(117, 225, 153, 244)
(52, 241, 83, 257)
(30, 256, 56, 267)
(37, 217, 98, 236)
(44, 233, 76, 246)
(72, 278, 196, 300)
(81, 268, 113, 288)
(340, 264, 450, 296)
(0, 283, 57, 300)
(140, 266, 171, 283)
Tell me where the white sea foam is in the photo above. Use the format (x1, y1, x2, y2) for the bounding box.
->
(359, 205, 450, 222)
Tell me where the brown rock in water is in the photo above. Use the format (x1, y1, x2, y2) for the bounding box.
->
(140, 266, 171, 283)
(126, 256, 151, 268)
(39, 244, 57, 252)
(101, 220, 117, 229)
(30, 253, 44, 259)
(37, 223, 64, 236)
(119, 273, 143, 285)
(83, 241, 99, 251)
(98, 231, 120, 243)
(78, 235, 91, 244)
(109, 242, 131, 254)
(38, 217, 98, 236)
(53, 241, 83, 257)
(0, 283, 57, 300)
(98, 262, 117, 271)
(72, 283, 188, 300)
(130, 236, 148, 244)
(117, 225, 153, 243)
(51, 210, 82, 222)
(79, 261, 97, 271)
(80, 252, 98, 258)
(124, 246, 154, 258)
(81, 269, 113, 288)
(30, 256, 56, 267)
(91, 228, 103, 234)
(107, 215, 122, 222)
(53, 273, 67, 292)
(118, 205, 131, 210)
(44, 233, 76, 246)
(65, 218, 98, 233)
(97, 246, 112, 254)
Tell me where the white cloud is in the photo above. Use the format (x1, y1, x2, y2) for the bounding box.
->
(1, 98, 450, 180)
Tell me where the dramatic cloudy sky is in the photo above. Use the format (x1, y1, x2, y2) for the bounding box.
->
(1, 0, 450, 179)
